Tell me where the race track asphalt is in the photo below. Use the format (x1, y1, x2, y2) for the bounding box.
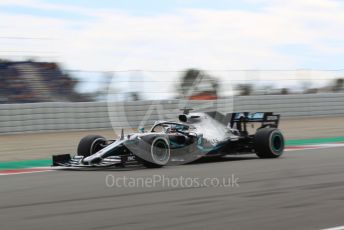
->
(1, 147, 344, 230)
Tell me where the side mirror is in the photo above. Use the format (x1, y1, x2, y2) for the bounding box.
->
(139, 127, 145, 133)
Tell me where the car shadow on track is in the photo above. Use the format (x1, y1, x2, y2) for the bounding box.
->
(188, 155, 258, 165)
(56, 155, 259, 172)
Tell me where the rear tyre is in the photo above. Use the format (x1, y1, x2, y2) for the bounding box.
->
(254, 128, 284, 158)
(77, 135, 106, 157)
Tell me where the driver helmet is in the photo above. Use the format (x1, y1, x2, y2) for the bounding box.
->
(170, 124, 177, 133)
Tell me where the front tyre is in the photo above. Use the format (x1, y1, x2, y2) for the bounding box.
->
(254, 128, 285, 158)
(77, 135, 106, 157)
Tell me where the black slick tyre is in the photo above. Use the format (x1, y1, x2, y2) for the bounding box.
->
(254, 128, 285, 158)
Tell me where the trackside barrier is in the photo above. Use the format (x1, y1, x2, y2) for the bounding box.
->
(0, 93, 344, 134)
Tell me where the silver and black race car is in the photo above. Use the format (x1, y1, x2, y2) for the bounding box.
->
(52, 110, 285, 168)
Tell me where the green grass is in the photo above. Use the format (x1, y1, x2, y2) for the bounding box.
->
(286, 136, 344, 146)
(0, 159, 52, 170)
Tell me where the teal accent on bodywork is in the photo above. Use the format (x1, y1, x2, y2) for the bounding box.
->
(169, 140, 186, 148)
(196, 142, 225, 153)
(170, 137, 224, 153)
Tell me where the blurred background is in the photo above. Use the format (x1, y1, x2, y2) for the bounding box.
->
(1, 0, 344, 104)
(1, 61, 344, 103)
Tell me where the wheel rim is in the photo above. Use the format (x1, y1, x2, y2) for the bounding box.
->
(90, 138, 105, 155)
(271, 132, 284, 154)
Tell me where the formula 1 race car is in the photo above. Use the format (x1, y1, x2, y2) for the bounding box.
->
(52, 110, 285, 168)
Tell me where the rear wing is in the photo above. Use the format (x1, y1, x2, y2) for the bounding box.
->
(229, 112, 280, 130)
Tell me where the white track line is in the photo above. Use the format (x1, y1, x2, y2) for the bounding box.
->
(286, 143, 344, 152)
(0, 170, 53, 176)
(321, 226, 344, 230)
(0, 167, 53, 176)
